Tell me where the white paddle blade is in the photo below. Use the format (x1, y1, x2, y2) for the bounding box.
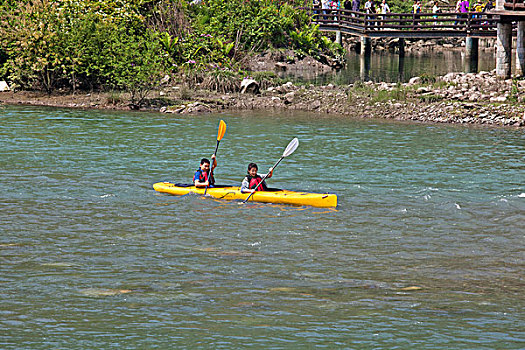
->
(282, 138, 299, 157)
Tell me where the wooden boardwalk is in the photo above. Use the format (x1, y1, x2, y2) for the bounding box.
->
(310, 8, 500, 38)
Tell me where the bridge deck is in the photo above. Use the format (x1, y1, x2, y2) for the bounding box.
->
(311, 8, 504, 39)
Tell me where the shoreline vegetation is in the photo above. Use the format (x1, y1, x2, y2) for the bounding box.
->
(0, 0, 523, 127)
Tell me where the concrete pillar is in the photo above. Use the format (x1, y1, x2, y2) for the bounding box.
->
(336, 30, 342, 45)
(465, 37, 479, 59)
(398, 55, 405, 81)
(399, 38, 405, 57)
(360, 54, 371, 81)
(463, 53, 478, 73)
(517, 21, 525, 76)
(360, 36, 371, 56)
(465, 37, 479, 73)
(496, 21, 513, 79)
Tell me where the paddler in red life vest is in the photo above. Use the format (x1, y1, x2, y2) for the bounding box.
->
(240, 162, 274, 193)
(193, 155, 217, 188)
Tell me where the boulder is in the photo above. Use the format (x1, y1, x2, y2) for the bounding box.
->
(240, 78, 260, 94)
(284, 92, 295, 104)
(0, 81, 10, 91)
(442, 73, 457, 82)
(377, 82, 389, 91)
(275, 62, 287, 71)
(408, 77, 422, 85)
(160, 75, 171, 85)
(277, 81, 296, 93)
(490, 96, 507, 102)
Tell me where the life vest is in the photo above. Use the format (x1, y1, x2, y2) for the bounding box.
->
(194, 168, 214, 185)
(248, 175, 267, 191)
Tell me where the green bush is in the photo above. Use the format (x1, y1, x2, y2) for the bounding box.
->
(0, 0, 171, 103)
(187, 0, 343, 64)
(102, 28, 172, 107)
(190, 0, 293, 51)
(0, 0, 345, 96)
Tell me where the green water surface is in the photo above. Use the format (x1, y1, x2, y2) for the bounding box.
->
(1, 106, 523, 348)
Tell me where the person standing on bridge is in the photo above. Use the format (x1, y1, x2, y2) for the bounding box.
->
(459, 0, 470, 13)
(343, 0, 354, 20)
(380, 0, 390, 26)
(351, 0, 360, 13)
(455, 0, 470, 27)
(364, 0, 375, 27)
(313, 0, 321, 16)
(482, 0, 494, 11)
(412, 0, 421, 27)
(481, 0, 494, 26)
(472, 0, 483, 26)
(322, 0, 331, 21)
(329, 0, 340, 23)
(432, 1, 441, 25)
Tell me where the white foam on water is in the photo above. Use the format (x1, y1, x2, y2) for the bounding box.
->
(518, 193, 525, 198)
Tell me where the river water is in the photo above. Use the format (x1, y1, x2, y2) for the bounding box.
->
(1, 106, 524, 348)
(286, 50, 497, 84)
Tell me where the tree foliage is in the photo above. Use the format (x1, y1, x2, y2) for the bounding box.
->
(0, 0, 343, 99)
(0, 0, 171, 103)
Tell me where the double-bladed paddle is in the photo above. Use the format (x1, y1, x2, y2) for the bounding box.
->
(204, 120, 227, 195)
(242, 137, 299, 204)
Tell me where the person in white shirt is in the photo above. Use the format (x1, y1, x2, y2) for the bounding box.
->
(380, 0, 390, 14)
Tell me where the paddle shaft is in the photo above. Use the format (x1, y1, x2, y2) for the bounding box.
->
(204, 140, 220, 195)
(242, 156, 284, 203)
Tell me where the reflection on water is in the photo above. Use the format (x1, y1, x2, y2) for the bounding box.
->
(282, 49, 496, 84)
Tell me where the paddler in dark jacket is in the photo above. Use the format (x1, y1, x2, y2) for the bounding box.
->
(240, 162, 274, 193)
(194, 155, 217, 188)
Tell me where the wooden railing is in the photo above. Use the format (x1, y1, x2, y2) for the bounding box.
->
(504, 0, 525, 10)
(310, 8, 498, 37)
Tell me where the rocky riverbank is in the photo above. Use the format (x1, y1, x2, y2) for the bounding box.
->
(1, 70, 523, 128)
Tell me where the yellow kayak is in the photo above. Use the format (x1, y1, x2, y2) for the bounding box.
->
(153, 182, 337, 208)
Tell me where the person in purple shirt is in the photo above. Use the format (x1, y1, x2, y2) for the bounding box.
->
(459, 0, 470, 12)
(455, 0, 470, 26)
